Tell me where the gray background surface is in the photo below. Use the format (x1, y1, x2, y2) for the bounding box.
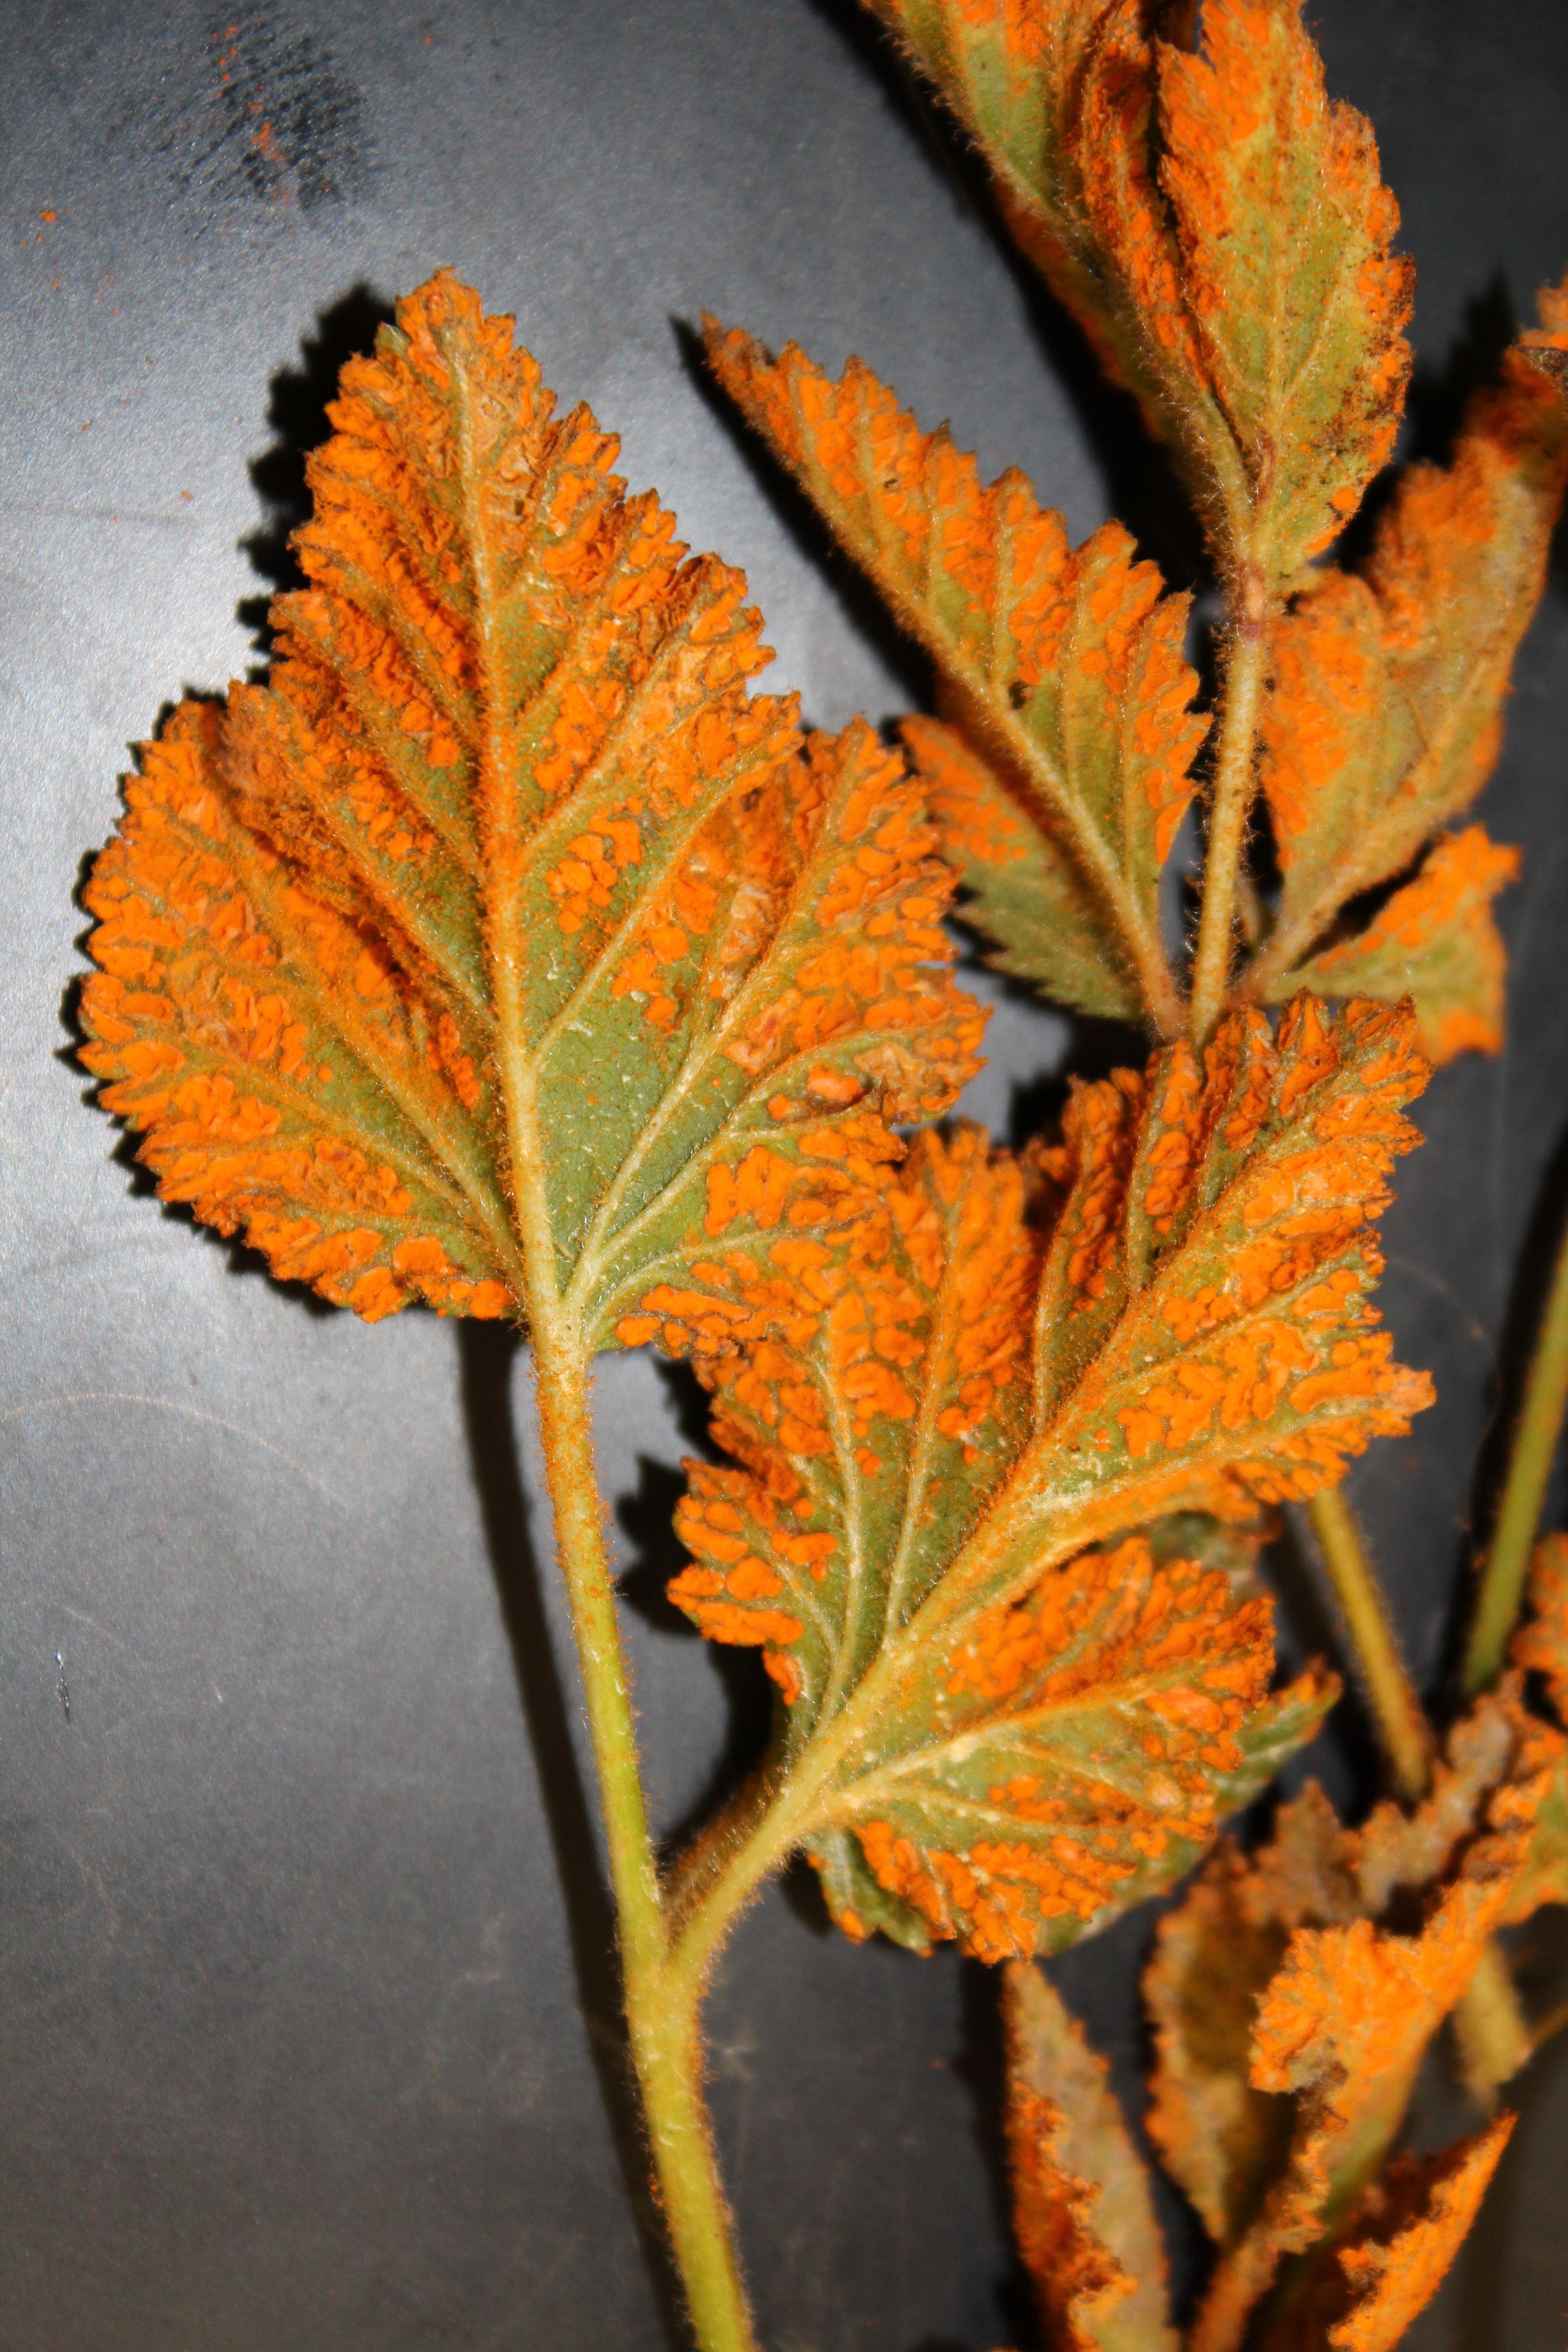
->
(3, 1, 1568, 2346)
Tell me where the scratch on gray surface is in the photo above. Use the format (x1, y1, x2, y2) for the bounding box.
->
(61, 1603, 154, 1669)
(1, 1391, 352, 1511)
(0, 501, 193, 530)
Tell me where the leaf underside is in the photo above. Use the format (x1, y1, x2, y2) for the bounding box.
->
(864, 0, 1414, 580)
(670, 993, 1438, 1958)
(702, 319, 1203, 1034)
(79, 274, 983, 1340)
(1251, 288, 1568, 1017)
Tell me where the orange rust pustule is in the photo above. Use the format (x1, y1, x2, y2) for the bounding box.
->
(80, 702, 510, 1323)
(666, 1129, 1040, 1703)
(849, 1534, 1281, 1963)
(81, 273, 986, 1333)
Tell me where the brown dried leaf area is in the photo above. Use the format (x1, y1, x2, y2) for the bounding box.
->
(1132, 1656, 1568, 2351)
(986, 1651, 1565, 2352)
(712, 4, 1568, 1056)
(668, 997, 1442, 1960)
(78, 274, 983, 1333)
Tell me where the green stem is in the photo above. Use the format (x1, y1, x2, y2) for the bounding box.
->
(530, 1314, 757, 2352)
(1306, 1485, 1432, 1805)
(1463, 1208, 1568, 1696)
(1189, 587, 1271, 1045)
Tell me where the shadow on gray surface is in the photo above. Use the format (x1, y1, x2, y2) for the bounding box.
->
(458, 1323, 690, 2352)
(240, 281, 396, 657)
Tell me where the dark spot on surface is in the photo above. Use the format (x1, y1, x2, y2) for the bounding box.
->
(152, 14, 369, 215)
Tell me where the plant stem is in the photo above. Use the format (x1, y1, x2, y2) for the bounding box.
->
(1463, 1208, 1568, 1696)
(1449, 1212, 1568, 2095)
(1454, 1943, 1534, 2103)
(530, 1314, 758, 2352)
(1189, 583, 1271, 1045)
(1306, 1485, 1431, 1805)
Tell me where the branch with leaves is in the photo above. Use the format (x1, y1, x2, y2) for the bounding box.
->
(688, 0, 1568, 2341)
(69, 0, 1568, 2347)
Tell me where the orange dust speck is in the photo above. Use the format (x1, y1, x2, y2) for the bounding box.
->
(39, 209, 56, 223)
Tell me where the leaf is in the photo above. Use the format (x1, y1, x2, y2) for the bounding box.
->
(1181, 1749, 1545, 2352)
(1147, 1689, 1538, 2352)
(79, 274, 983, 1342)
(1135, 0, 1413, 573)
(671, 1123, 1329, 1958)
(1143, 1816, 1320, 2249)
(864, 0, 1413, 580)
(902, 715, 1141, 1021)
(1512, 1530, 1568, 1721)
(1074, 0, 1411, 575)
(1274, 829, 1518, 1067)
(1351, 1686, 1530, 1918)
(1140, 1711, 1515, 2264)
(857, 0, 1194, 455)
(1251, 284, 1568, 995)
(1492, 1553, 1568, 1924)
(1325, 2119, 1514, 2352)
(1254, 2119, 1514, 2352)
(1003, 1959, 1179, 2352)
(831, 1529, 1322, 1963)
(702, 321, 1204, 1031)
(670, 992, 1431, 1956)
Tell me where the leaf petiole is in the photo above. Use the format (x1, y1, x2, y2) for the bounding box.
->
(529, 1320, 759, 2352)
(1463, 1205, 1568, 1696)
(1304, 1483, 1432, 1805)
(1189, 584, 1273, 1044)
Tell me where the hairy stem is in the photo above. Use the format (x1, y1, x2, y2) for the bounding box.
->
(530, 1312, 757, 2352)
(470, 338, 758, 2348)
(1190, 591, 1271, 1044)
(1463, 1208, 1568, 1696)
(1306, 1485, 1432, 1805)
